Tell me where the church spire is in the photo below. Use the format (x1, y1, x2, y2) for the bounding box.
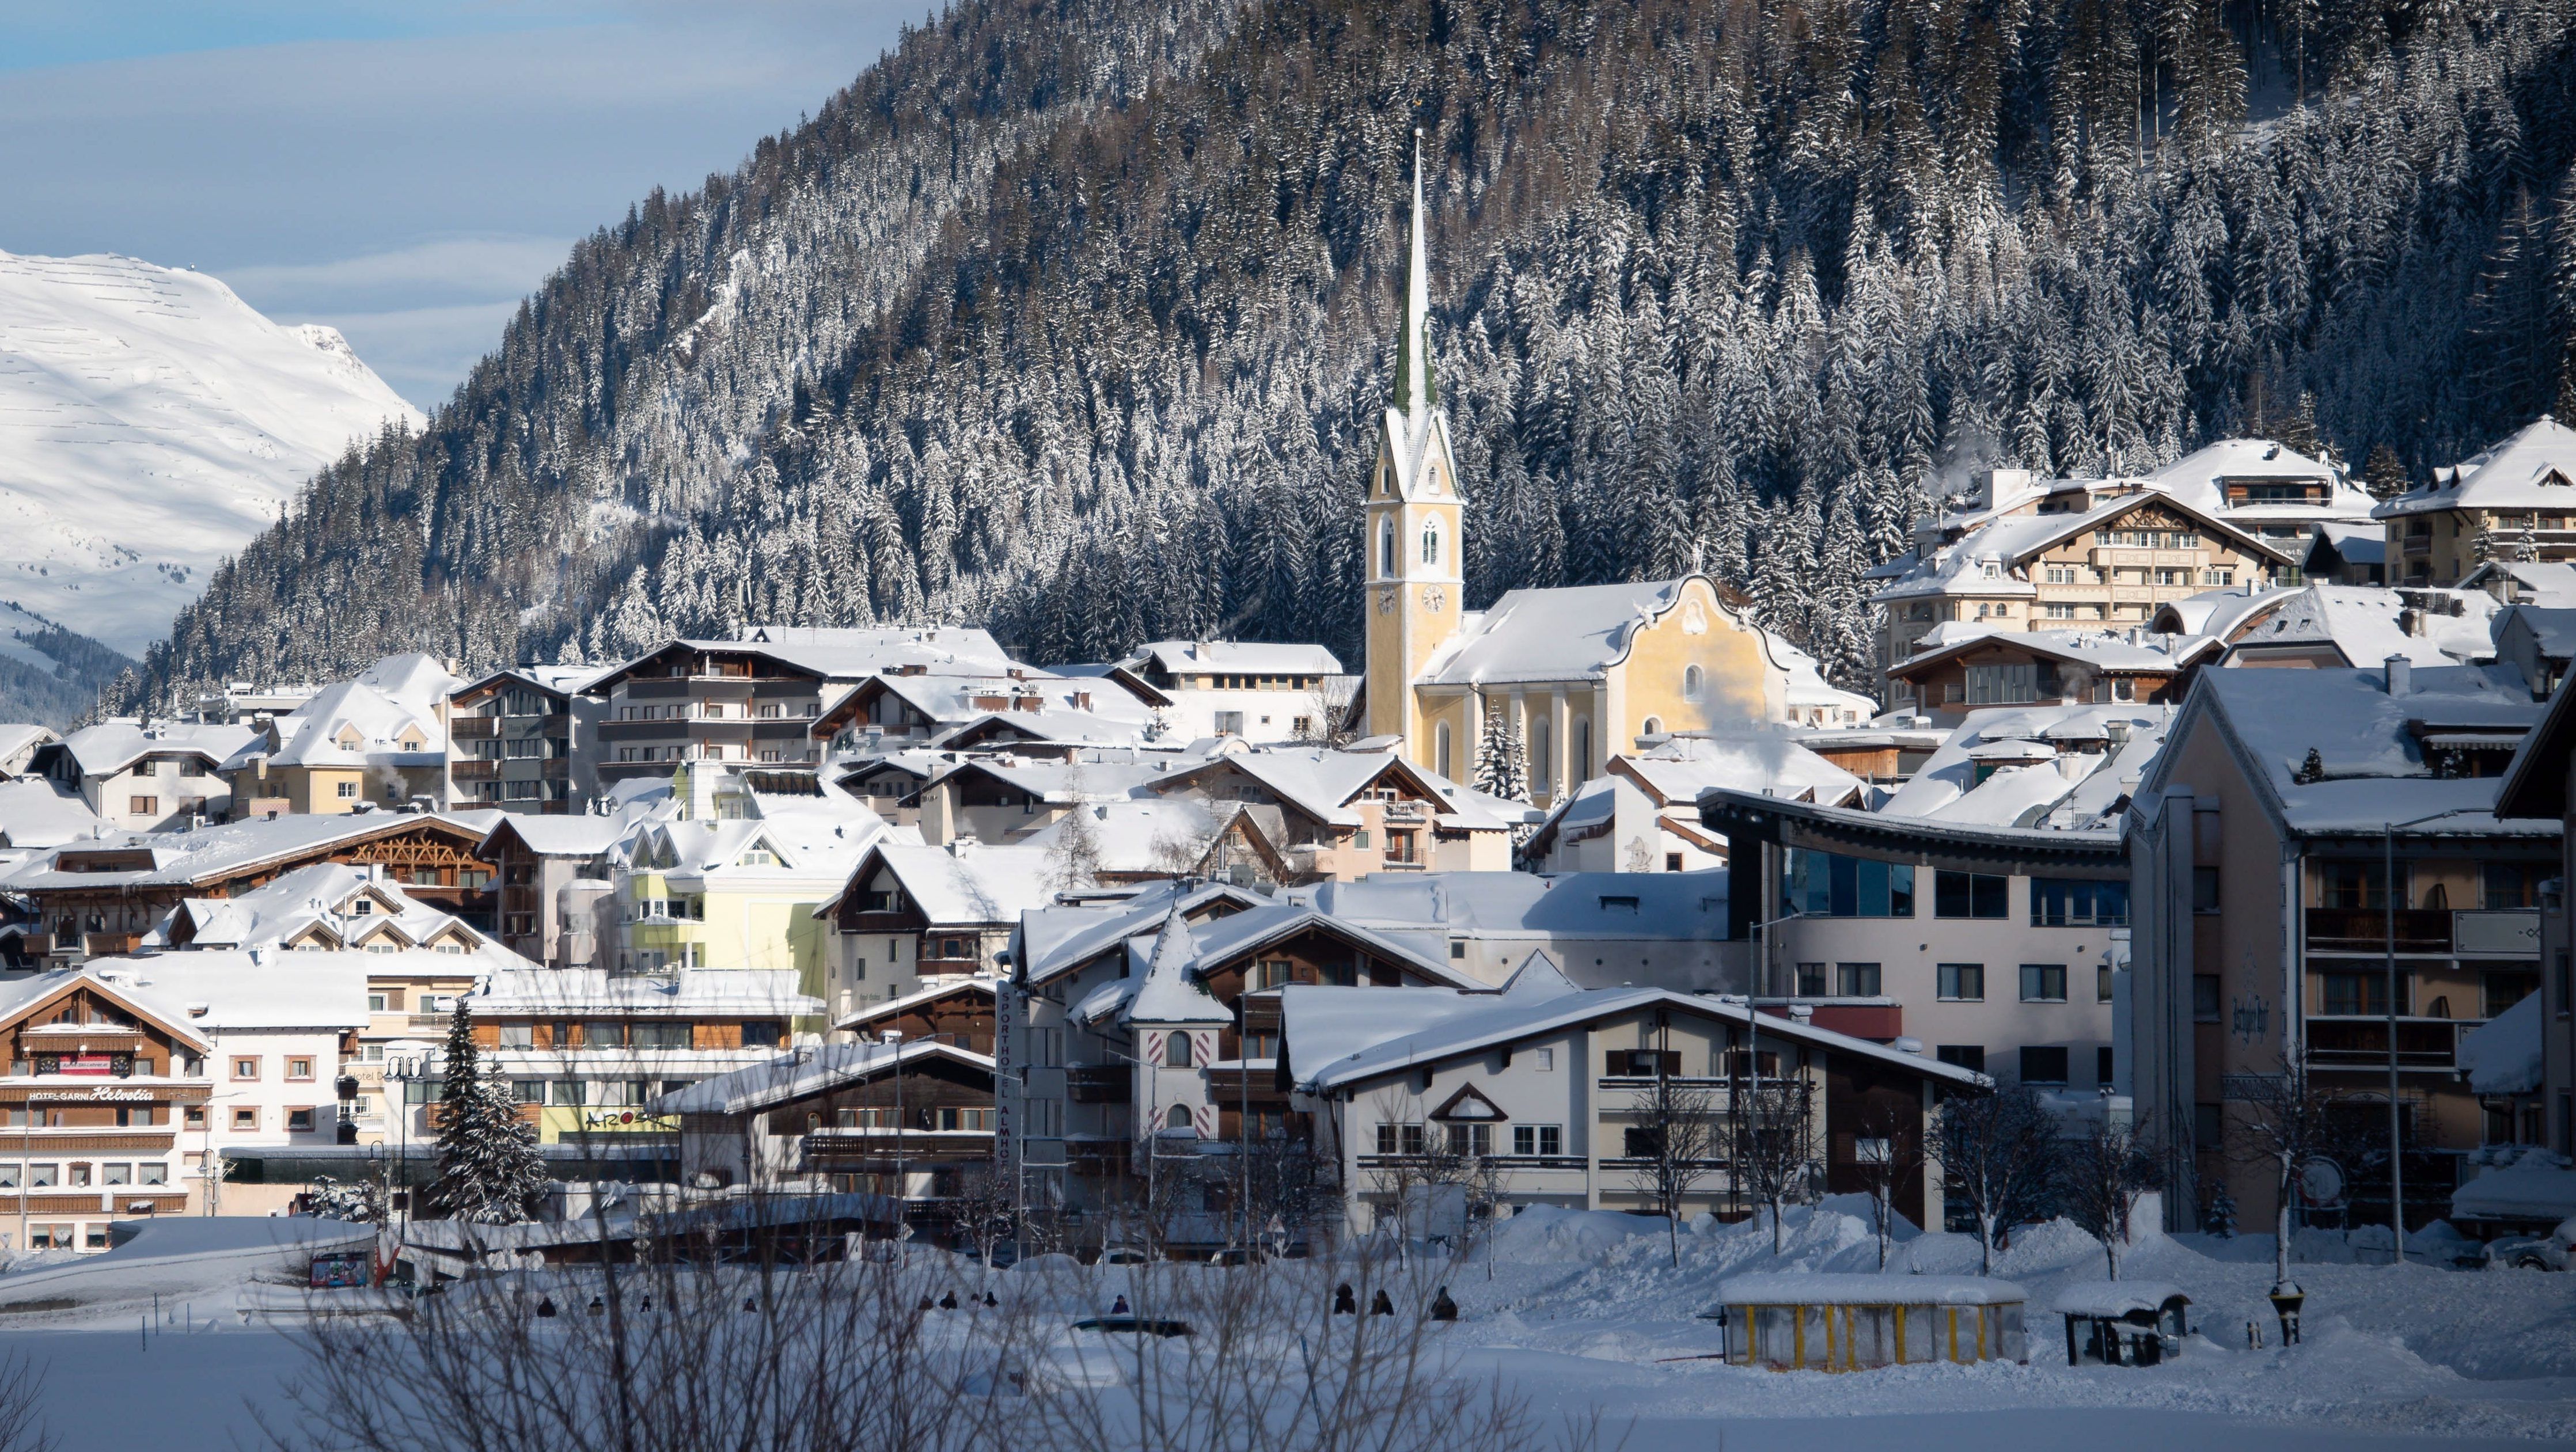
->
(1392, 129, 1436, 418)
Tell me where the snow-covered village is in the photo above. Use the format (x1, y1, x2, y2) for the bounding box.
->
(3, 2, 2576, 1449)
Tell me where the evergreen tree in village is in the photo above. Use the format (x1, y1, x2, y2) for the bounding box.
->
(99, 0, 2576, 710)
(430, 998, 549, 1226)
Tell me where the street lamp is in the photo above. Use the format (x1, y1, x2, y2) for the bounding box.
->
(381, 1041, 435, 1226)
(2381, 806, 2479, 1262)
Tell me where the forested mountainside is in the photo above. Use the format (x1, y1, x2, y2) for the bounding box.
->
(107, 0, 2576, 710)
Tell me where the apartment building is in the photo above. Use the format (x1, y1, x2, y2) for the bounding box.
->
(31, 721, 256, 832)
(2374, 416, 2576, 586)
(0, 968, 207, 1250)
(1885, 630, 2201, 721)
(2127, 662, 2555, 1234)
(583, 641, 843, 785)
(447, 666, 597, 814)
(1111, 640, 1346, 742)
(819, 841, 1057, 1023)
(1147, 745, 1516, 879)
(1702, 788, 2128, 1090)
(2495, 680, 2576, 1160)
(659, 1039, 997, 1208)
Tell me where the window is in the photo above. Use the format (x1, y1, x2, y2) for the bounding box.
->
(1444, 1123, 1492, 1157)
(2318, 860, 2403, 910)
(366, 993, 388, 1013)
(2019, 964, 2067, 1002)
(1780, 850, 1915, 918)
(2482, 972, 2537, 1018)
(499, 1025, 534, 1048)
(2188, 866, 2222, 914)
(1937, 963, 1985, 1001)
(1964, 664, 2038, 705)
(741, 1021, 784, 1050)
(335, 781, 359, 800)
(1622, 1126, 1667, 1159)
(285, 1058, 314, 1081)
(1936, 1045, 1985, 1074)
(633, 1023, 689, 1050)
(1434, 721, 1452, 780)
(2191, 974, 2224, 1021)
(1378, 518, 1395, 577)
(1607, 1049, 1681, 1077)
(1421, 518, 1440, 565)
(1934, 871, 2008, 919)
(286, 1108, 316, 1133)
(1796, 962, 1828, 996)
(1836, 962, 1881, 997)
(2323, 971, 2394, 1016)
(2045, 565, 2078, 584)
(549, 1081, 584, 1107)
(1374, 1123, 1429, 1156)
(1512, 1124, 1564, 1157)
(1682, 664, 1705, 701)
(2097, 1046, 2115, 1085)
(2202, 567, 2233, 587)
(230, 1107, 258, 1130)
(2032, 878, 2127, 926)
(1164, 1033, 1193, 1069)
(129, 795, 158, 816)
(232, 1057, 259, 1080)
(1213, 710, 1244, 736)
(2484, 863, 2544, 909)
(1640, 717, 1662, 738)
(2019, 1047, 2070, 1084)
(1534, 1048, 1554, 1072)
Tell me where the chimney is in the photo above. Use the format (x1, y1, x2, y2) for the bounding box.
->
(2385, 654, 2412, 697)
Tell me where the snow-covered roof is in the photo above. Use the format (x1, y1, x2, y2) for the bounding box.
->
(842, 841, 1061, 926)
(2377, 416, 2576, 519)
(1303, 872, 1732, 944)
(832, 974, 996, 1033)
(1876, 705, 2167, 829)
(2306, 521, 2387, 568)
(1127, 640, 1343, 678)
(2462, 561, 2576, 607)
(2496, 605, 2576, 662)
(1016, 797, 1242, 877)
(0, 966, 214, 1048)
(151, 862, 502, 958)
(652, 1039, 993, 1116)
(2050, 1281, 2190, 1317)
(1125, 913, 1228, 1024)
(265, 679, 445, 769)
(1016, 879, 1273, 983)
(2460, 990, 2543, 1095)
(474, 968, 820, 1017)
(1620, 733, 1866, 808)
(1155, 746, 1507, 833)
(2148, 664, 2556, 838)
(0, 777, 104, 848)
(89, 951, 371, 1031)
(2148, 438, 2377, 524)
(1898, 629, 2198, 676)
(1875, 488, 2293, 606)
(1712, 1274, 2027, 1306)
(2208, 584, 2498, 668)
(51, 720, 259, 779)
(0, 725, 55, 768)
(1416, 577, 1731, 686)
(1291, 978, 1986, 1094)
(481, 812, 635, 859)
(2, 808, 504, 892)
(586, 630, 1017, 695)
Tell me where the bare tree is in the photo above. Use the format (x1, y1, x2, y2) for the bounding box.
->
(1046, 765, 1103, 894)
(951, 1158, 1018, 1268)
(1623, 1073, 1722, 1265)
(1849, 1098, 1926, 1271)
(2060, 1117, 2160, 1279)
(1298, 676, 1362, 749)
(1729, 1077, 1818, 1255)
(0, 1354, 54, 1452)
(1360, 1089, 1477, 1248)
(1929, 1084, 2060, 1274)
(2227, 1055, 2374, 1288)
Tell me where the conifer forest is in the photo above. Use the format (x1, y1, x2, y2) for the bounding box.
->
(105, 0, 2576, 708)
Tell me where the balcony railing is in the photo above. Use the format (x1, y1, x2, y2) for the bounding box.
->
(2305, 908, 2450, 955)
(2304, 1018, 2458, 1069)
(452, 759, 500, 781)
(1064, 1067, 1131, 1104)
(449, 717, 500, 740)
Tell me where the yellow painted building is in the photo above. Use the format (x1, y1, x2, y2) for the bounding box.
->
(1363, 142, 1865, 807)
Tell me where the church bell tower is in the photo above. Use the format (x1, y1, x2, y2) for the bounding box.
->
(1363, 131, 1464, 756)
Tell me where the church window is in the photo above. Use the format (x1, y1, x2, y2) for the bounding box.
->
(1682, 664, 1705, 701)
(1435, 722, 1452, 781)
(1530, 720, 1551, 785)
(1421, 519, 1441, 567)
(1573, 718, 1592, 782)
(1379, 518, 1395, 579)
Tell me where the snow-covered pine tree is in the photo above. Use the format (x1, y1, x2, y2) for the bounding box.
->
(1471, 708, 1530, 802)
(307, 1173, 385, 1223)
(2204, 1184, 2237, 1239)
(430, 998, 549, 1225)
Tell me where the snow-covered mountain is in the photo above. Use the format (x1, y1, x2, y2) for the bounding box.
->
(0, 250, 421, 657)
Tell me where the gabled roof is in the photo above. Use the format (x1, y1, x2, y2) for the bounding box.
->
(1286, 978, 1989, 1096)
(832, 975, 999, 1035)
(1016, 878, 1272, 985)
(1126, 641, 1344, 679)
(0, 966, 215, 1050)
(475, 967, 820, 1017)
(2496, 676, 2576, 820)
(1873, 704, 2168, 829)
(2148, 438, 2377, 523)
(2141, 665, 2555, 839)
(93, 952, 372, 1031)
(5, 809, 503, 894)
(0, 778, 103, 849)
(1615, 733, 1866, 809)
(2460, 561, 2576, 606)
(154, 861, 488, 955)
(1873, 488, 2296, 605)
(1891, 628, 2202, 678)
(1125, 913, 1228, 1024)
(824, 840, 1060, 926)
(1151, 746, 1506, 831)
(449, 664, 589, 707)
(2375, 416, 2576, 519)
(47, 720, 259, 780)
(652, 1040, 993, 1116)
(583, 630, 1015, 698)
(1417, 576, 1765, 687)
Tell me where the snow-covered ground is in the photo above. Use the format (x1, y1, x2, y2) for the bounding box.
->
(0, 1203, 2566, 1450)
(0, 250, 420, 655)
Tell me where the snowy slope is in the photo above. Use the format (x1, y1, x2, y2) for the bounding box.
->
(0, 250, 422, 656)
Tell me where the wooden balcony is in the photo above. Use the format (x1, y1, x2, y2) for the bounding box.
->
(2305, 908, 2450, 955)
(452, 759, 500, 782)
(1201, 1066, 1283, 1101)
(449, 717, 500, 740)
(2305, 1018, 2458, 1070)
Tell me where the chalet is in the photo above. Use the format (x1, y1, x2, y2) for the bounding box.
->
(479, 812, 630, 967)
(1112, 640, 1345, 742)
(818, 841, 1060, 1024)
(0, 968, 210, 1248)
(9, 810, 503, 964)
(658, 1040, 997, 1214)
(1887, 630, 2201, 721)
(31, 720, 257, 833)
(1146, 746, 1516, 879)
(2373, 416, 2576, 586)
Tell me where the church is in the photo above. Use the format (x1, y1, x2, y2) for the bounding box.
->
(1360, 139, 1872, 808)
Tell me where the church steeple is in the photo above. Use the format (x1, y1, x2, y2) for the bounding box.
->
(1391, 129, 1436, 418)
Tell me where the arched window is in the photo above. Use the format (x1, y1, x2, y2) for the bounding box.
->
(1640, 717, 1663, 738)
(1530, 720, 1551, 785)
(1166, 1104, 1194, 1132)
(1435, 721, 1453, 781)
(1421, 518, 1441, 566)
(1682, 664, 1705, 701)
(1164, 1032, 1193, 1068)
(1573, 717, 1592, 782)
(1379, 518, 1396, 579)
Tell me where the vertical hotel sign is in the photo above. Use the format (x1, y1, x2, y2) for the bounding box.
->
(994, 980, 1015, 1178)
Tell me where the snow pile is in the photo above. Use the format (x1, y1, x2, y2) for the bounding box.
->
(2450, 1147, 2576, 1223)
(2457, 990, 2543, 1094)
(0, 250, 421, 653)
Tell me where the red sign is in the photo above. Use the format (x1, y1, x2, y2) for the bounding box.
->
(56, 1055, 115, 1078)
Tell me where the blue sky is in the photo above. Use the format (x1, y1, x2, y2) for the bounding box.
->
(1, 2, 920, 407)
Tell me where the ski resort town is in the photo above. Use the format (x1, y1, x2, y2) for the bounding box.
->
(0, 159, 2568, 1436)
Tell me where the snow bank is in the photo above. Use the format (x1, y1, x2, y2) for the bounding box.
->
(1713, 1272, 2027, 1306)
(2450, 1151, 2576, 1223)
(2458, 991, 2543, 1094)
(2051, 1280, 2187, 1317)
(1484, 1206, 1671, 1263)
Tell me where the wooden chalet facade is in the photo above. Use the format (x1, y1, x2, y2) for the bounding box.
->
(0, 972, 213, 1248)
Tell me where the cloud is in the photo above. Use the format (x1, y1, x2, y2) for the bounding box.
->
(219, 235, 578, 311)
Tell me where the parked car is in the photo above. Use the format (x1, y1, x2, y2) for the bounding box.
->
(2482, 1216, 2576, 1271)
(1098, 1246, 1151, 1265)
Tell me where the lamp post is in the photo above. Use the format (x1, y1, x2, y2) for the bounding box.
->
(2381, 807, 2477, 1262)
(381, 1042, 434, 1226)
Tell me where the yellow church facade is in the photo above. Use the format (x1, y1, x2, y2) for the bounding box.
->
(1361, 139, 1869, 808)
